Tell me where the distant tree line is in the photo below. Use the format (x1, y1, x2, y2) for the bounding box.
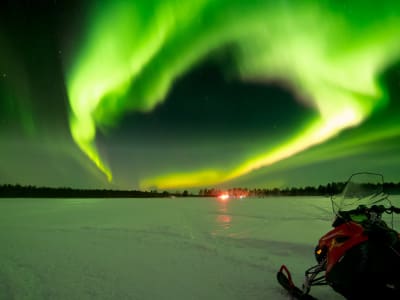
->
(199, 181, 400, 197)
(0, 184, 174, 198)
(1, 181, 400, 198)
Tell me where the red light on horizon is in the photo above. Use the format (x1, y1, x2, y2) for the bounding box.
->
(218, 193, 229, 201)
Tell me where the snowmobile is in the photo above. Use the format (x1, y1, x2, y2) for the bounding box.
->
(277, 172, 400, 299)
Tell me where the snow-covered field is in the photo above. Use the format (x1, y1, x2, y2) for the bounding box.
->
(1, 196, 399, 300)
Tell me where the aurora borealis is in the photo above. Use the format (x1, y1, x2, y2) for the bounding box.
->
(1, 0, 400, 191)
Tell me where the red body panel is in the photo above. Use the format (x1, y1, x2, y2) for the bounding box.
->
(318, 221, 368, 274)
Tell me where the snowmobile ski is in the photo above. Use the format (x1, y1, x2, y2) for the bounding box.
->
(277, 265, 318, 300)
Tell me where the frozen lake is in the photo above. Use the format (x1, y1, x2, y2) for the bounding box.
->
(1, 196, 399, 299)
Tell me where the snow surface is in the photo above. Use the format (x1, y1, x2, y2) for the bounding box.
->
(0, 196, 399, 300)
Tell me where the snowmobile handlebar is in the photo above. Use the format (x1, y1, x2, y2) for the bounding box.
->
(345, 204, 400, 216)
(336, 205, 400, 225)
(390, 206, 400, 214)
(366, 205, 400, 214)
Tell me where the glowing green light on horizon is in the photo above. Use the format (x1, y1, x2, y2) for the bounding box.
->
(66, 1, 400, 188)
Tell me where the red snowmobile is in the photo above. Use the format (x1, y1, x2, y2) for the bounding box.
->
(277, 172, 400, 299)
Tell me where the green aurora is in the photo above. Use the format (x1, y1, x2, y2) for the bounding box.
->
(66, 0, 400, 189)
(0, 1, 399, 191)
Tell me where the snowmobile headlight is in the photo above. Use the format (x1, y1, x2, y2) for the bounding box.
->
(315, 245, 327, 263)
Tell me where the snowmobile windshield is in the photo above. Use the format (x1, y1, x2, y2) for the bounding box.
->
(331, 173, 390, 218)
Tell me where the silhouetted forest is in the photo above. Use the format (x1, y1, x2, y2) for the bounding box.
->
(199, 182, 400, 197)
(1, 182, 400, 198)
(0, 184, 178, 198)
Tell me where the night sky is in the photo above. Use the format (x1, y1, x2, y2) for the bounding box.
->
(1, 0, 400, 191)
